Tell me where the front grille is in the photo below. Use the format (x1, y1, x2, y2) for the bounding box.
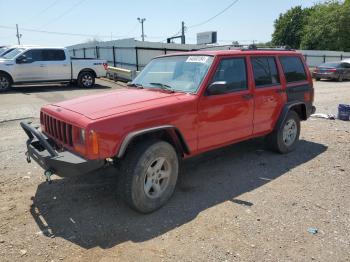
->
(41, 112, 73, 147)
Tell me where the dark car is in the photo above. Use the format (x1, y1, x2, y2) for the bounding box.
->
(313, 62, 350, 82)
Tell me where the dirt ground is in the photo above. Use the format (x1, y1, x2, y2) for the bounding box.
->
(0, 79, 349, 262)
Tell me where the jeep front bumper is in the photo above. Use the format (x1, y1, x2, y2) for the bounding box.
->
(20, 121, 104, 178)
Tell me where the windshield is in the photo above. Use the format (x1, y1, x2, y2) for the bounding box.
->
(0, 47, 9, 55)
(2, 48, 25, 59)
(132, 55, 214, 93)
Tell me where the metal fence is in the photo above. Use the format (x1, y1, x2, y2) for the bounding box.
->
(69, 46, 198, 71)
(68, 45, 350, 70)
(303, 54, 350, 67)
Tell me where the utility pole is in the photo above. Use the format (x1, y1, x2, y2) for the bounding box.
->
(16, 24, 22, 45)
(137, 17, 146, 41)
(181, 21, 185, 44)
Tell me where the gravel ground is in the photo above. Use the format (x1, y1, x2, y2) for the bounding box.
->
(0, 79, 349, 262)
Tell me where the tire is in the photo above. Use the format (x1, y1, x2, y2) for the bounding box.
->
(315, 77, 321, 81)
(338, 74, 344, 82)
(77, 71, 95, 88)
(0, 73, 12, 92)
(266, 110, 300, 154)
(119, 139, 179, 213)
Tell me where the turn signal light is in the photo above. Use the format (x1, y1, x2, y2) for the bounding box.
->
(90, 130, 99, 155)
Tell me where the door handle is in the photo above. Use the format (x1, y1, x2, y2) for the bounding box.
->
(241, 94, 254, 100)
(39, 64, 46, 67)
(63, 64, 68, 67)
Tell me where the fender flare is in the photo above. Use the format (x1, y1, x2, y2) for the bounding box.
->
(275, 101, 306, 130)
(116, 125, 190, 158)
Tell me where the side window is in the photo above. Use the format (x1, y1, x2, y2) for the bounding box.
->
(22, 49, 44, 62)
(43, 49, 66, 61)
(341, 63, 350, 69)
(251, 56, 280, 88)
(211, 57, 247, 93)
(279, 56, 307, 83)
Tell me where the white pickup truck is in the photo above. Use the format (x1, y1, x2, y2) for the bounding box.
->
(0, 46, 108, 91)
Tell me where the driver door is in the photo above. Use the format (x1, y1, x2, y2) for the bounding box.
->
(14, 49, 48, 82)
(197, 57, 254, 151)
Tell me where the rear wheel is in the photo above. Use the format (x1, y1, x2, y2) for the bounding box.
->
(119, 140, 179, 213)
(266, 110, 300, 154)
(338, 74, 344, 82)
(0, 73, 12, 92)
(77, 71, 95, 88)
(315, 77, 321, 81)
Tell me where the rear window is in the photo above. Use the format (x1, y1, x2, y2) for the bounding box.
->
(319, 62, 340, 68)
(43, 49, 66, 61)
(279, 56, 307, 83)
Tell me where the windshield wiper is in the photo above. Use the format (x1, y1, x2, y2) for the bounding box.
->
(127, 82, 143, 89)
(149, 82, 174, 92)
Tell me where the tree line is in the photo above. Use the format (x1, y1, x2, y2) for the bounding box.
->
(271, 0, 350, 51)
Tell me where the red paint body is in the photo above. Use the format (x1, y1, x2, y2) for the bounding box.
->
(41, 50, 313, 160)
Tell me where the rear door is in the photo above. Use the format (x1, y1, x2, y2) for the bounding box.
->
(279, 56, 313, 112)
(197, 56, 254, 150)
(44, 49, 71, 81)
(250, 56, 285, 135)
(13, 49, 48, 82)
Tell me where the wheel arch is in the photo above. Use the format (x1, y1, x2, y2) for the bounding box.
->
(0, 70, 14, 84)
(116, 125, 190, 159)
(78, 68, 97, 78)
(275, 102, 306, 130)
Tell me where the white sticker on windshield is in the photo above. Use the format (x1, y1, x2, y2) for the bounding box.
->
(186, 56, 209, 63)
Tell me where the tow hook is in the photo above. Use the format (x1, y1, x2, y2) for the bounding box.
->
(44, 170, 53, 184)
(25, 151, 31, 163)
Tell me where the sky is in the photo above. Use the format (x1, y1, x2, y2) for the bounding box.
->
(0, 0, 317, 47)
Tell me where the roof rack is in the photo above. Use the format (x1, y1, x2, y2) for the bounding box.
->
(241, 44, 295, 51)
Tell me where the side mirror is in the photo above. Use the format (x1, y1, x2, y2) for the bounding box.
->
(16, 56, 31, 64)
(206, 81, 228, 96)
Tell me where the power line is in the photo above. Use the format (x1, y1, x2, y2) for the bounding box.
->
(0, 25, 113, 38)
(188, 0, 240, 28)
(21, 0, 60, 25)
(37, 0, 88, 29)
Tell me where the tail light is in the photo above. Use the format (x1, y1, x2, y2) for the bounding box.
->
(326, 68, 337, 72)
(103, 63, 108, 70)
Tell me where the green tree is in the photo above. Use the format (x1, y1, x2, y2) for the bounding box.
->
(300, 1, 350, 51)
(272, 6, 310, 49)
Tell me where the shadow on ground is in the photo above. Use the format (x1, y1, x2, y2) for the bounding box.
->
(30, 139, 327, 249)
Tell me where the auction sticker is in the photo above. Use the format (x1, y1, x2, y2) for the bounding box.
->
(186, 56, 209, 63)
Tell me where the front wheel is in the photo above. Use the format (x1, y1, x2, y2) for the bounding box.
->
(0, 73, 12, 92)
(119, 140, 179, 213)
(77, 71, 95, 88)
(266, 111, 300, 154)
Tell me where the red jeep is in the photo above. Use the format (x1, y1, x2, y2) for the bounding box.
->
(21, 47, 315, 213)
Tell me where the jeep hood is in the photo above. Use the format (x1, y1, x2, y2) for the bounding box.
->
(53, 88, 186, 120)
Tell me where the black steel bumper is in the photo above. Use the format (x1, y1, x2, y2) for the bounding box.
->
(20, 121, 104, 178)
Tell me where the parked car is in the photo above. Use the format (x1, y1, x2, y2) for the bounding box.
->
(0, 46, 108, 91)
(21, 48, 315, 213)
(312, 61, 350, 81)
